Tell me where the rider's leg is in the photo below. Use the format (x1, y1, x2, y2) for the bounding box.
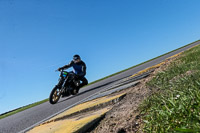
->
(79, 77, 88, 88)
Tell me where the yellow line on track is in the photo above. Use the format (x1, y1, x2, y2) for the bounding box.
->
(28, 93, 126, 133)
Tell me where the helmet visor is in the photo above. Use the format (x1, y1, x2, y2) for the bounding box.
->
(73, 56, 80, 61)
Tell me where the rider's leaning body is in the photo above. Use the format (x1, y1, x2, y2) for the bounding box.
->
(58, 55, 88, 88)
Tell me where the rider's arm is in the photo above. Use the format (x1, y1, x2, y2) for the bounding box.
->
(59, 61, 74, 70)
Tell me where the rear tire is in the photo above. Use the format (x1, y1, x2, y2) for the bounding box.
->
(49, 86, 61, 104)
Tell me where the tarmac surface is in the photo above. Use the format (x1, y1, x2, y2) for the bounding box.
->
(0, 40, 199, 133)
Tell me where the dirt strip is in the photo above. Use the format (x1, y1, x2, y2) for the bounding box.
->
(90, 51, 182, 133)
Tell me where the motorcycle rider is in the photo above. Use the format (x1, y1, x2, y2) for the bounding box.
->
(58, 55, 88, 91)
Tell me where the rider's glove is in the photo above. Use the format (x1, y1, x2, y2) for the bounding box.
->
(58, 67, 63, 71)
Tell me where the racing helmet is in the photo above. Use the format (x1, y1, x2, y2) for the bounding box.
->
(73, 54, 81, 61)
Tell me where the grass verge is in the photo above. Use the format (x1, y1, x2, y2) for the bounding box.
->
(0, 99, 48, 120)
(140, 44, 200, 132)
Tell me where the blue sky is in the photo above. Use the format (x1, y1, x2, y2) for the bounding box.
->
(0, 0, 200, 114)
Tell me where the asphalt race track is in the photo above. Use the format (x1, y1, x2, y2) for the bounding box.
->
(0, 40, 199, 133)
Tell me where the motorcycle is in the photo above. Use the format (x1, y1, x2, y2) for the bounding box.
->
(49, 69, 80, 104)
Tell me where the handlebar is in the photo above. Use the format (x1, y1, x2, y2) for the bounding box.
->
(55, 69, 64, 72)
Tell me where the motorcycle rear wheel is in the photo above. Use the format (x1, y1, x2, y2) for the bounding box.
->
(49, 86, 61, 104)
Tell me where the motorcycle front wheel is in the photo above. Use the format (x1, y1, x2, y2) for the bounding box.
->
(49, 86, 61, 104)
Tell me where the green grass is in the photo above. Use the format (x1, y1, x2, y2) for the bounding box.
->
(140, 44, 200, 132)
(0, 99, 48, 120)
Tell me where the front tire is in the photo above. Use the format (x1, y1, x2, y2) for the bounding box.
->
(49, 86, 61, 104)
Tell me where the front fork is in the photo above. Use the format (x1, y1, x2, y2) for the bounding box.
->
(56, 77, 68, 93)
